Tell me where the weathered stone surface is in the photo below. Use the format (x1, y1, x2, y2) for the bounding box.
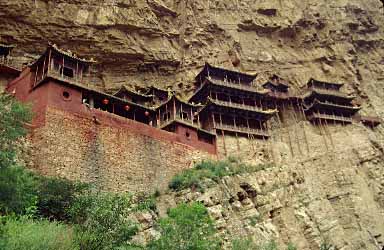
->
(3, 0, 384, 249)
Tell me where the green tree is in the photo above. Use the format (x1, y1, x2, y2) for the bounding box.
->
(70, 192, 138, 250)
(36, 176, 89, 221)
(148, 202, 221, 250)
(0, 93, 32, 169)
(0, 166, 38, 215)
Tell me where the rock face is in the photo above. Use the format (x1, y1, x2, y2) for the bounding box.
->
(139, 131, 384, 249)
(0, 1, 383, 104)
(2, 0, 384, 249)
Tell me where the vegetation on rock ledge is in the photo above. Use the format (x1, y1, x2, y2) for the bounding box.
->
(169, 157, 274, 192)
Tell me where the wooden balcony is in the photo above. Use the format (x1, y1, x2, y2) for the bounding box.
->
(304, 99, 360, 114)
(207, 77, 268, 95)
(34, 69, 99, 88)
(302, 87, 355, 100)
(0, 56, 22, 72)
(307, 113, 353, 123)
(210, 98, 277, 115)
(214, 123, 269, 138)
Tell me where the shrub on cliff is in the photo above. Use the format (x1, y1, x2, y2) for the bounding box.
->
(169, 158, 274, 191)
(147, 202, 221, 250)
(36, 176, 89, 221)
(0, 216, 76, 250)
(0, 93, 32, 169)
(0, 166, 38, 216)
(70, 191, 138, 250)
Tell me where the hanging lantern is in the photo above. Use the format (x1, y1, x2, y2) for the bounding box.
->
(144, 111, 150, 116)
(102, 98, 109, 105)
(124, 105, 130, 111)
(194, 112, 198, 116)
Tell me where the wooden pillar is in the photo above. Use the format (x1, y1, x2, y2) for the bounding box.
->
(165, 103, 168, 120)
(89, 96, 94, 108)
(34, 65, 39, 86)
(48, 49, 52, 74)
(180, 103, 183, 121)
(221, 129, 227, 157)
(173, 98, 176, 119)
(76, 61, 79, 82)
(219, 113, 223, 126)
(191, 109, 194, 126)
(41, 55, 46, 80)
(62, 56, 64, 78)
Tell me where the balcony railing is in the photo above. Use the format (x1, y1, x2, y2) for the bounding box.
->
(305, 99, 360, 112)
(307, 113, 353, 123)
(211, 99, 277, 114)
(0, 56, 23, 70)
(303, 87, 354, 99)
(214, 123, 269, 137)
(207, 77, 268, 95)
(35, 69, 99, 87)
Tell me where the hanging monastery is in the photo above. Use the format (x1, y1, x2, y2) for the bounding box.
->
(0, 43, 382, 192)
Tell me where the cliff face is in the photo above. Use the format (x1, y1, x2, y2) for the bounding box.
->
(1, 1, 383, 109)
(2, 1, 384, 249)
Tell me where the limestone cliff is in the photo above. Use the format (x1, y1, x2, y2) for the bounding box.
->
(1, 1, 383, 113)
(2, 1, 384, 249)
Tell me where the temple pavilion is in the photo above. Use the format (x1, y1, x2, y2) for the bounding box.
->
(113, 85, 154, 106)
(29, 42, 97, 88)
(155, 94, 216, 143)
(190, 63, 277, 138)
(262, 74, 289, 97)
(27, 43, 156, 125)
(0, 43, 20, 78)
(302, 78, 361, 124)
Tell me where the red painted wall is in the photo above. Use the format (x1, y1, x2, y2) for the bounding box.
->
(6, 68, 217, 155)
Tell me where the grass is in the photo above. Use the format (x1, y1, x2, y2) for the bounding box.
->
(169, 158, 274, 192)
(0, 216, 76, 250)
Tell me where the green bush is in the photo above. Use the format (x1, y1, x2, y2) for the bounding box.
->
(287, 242, 297, 250)
(36, 176, 88, 221)
(231, 238, 279, 250)
(0, 94, 32, 169)
(133, 192, 157, 212)
(0, 166, 38, 216)
(169, 159, 274, 191)
(70, 192, 138, 250)
(232, 237, 257, 250)
(148, 202, 221, 250)
(0, 216, 76, 250)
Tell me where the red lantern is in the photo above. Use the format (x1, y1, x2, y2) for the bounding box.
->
(124, 105, 130, 111)
(102, 98, 109, 105)
(144, 111, 150, 116)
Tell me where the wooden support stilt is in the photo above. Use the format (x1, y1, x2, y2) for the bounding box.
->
(221, 130, 227, 157)
(246, 118, 255, 154)
(266, 120, 275, 164)
(233, 117, 240, 152)
(274, 100, 283, 142)
(300, 102, 310, 154)
(290, 101, 302, 155)
(318, 113, 329, 151)
(282, 103, 294, 157)
(323, 117, 335, 149)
